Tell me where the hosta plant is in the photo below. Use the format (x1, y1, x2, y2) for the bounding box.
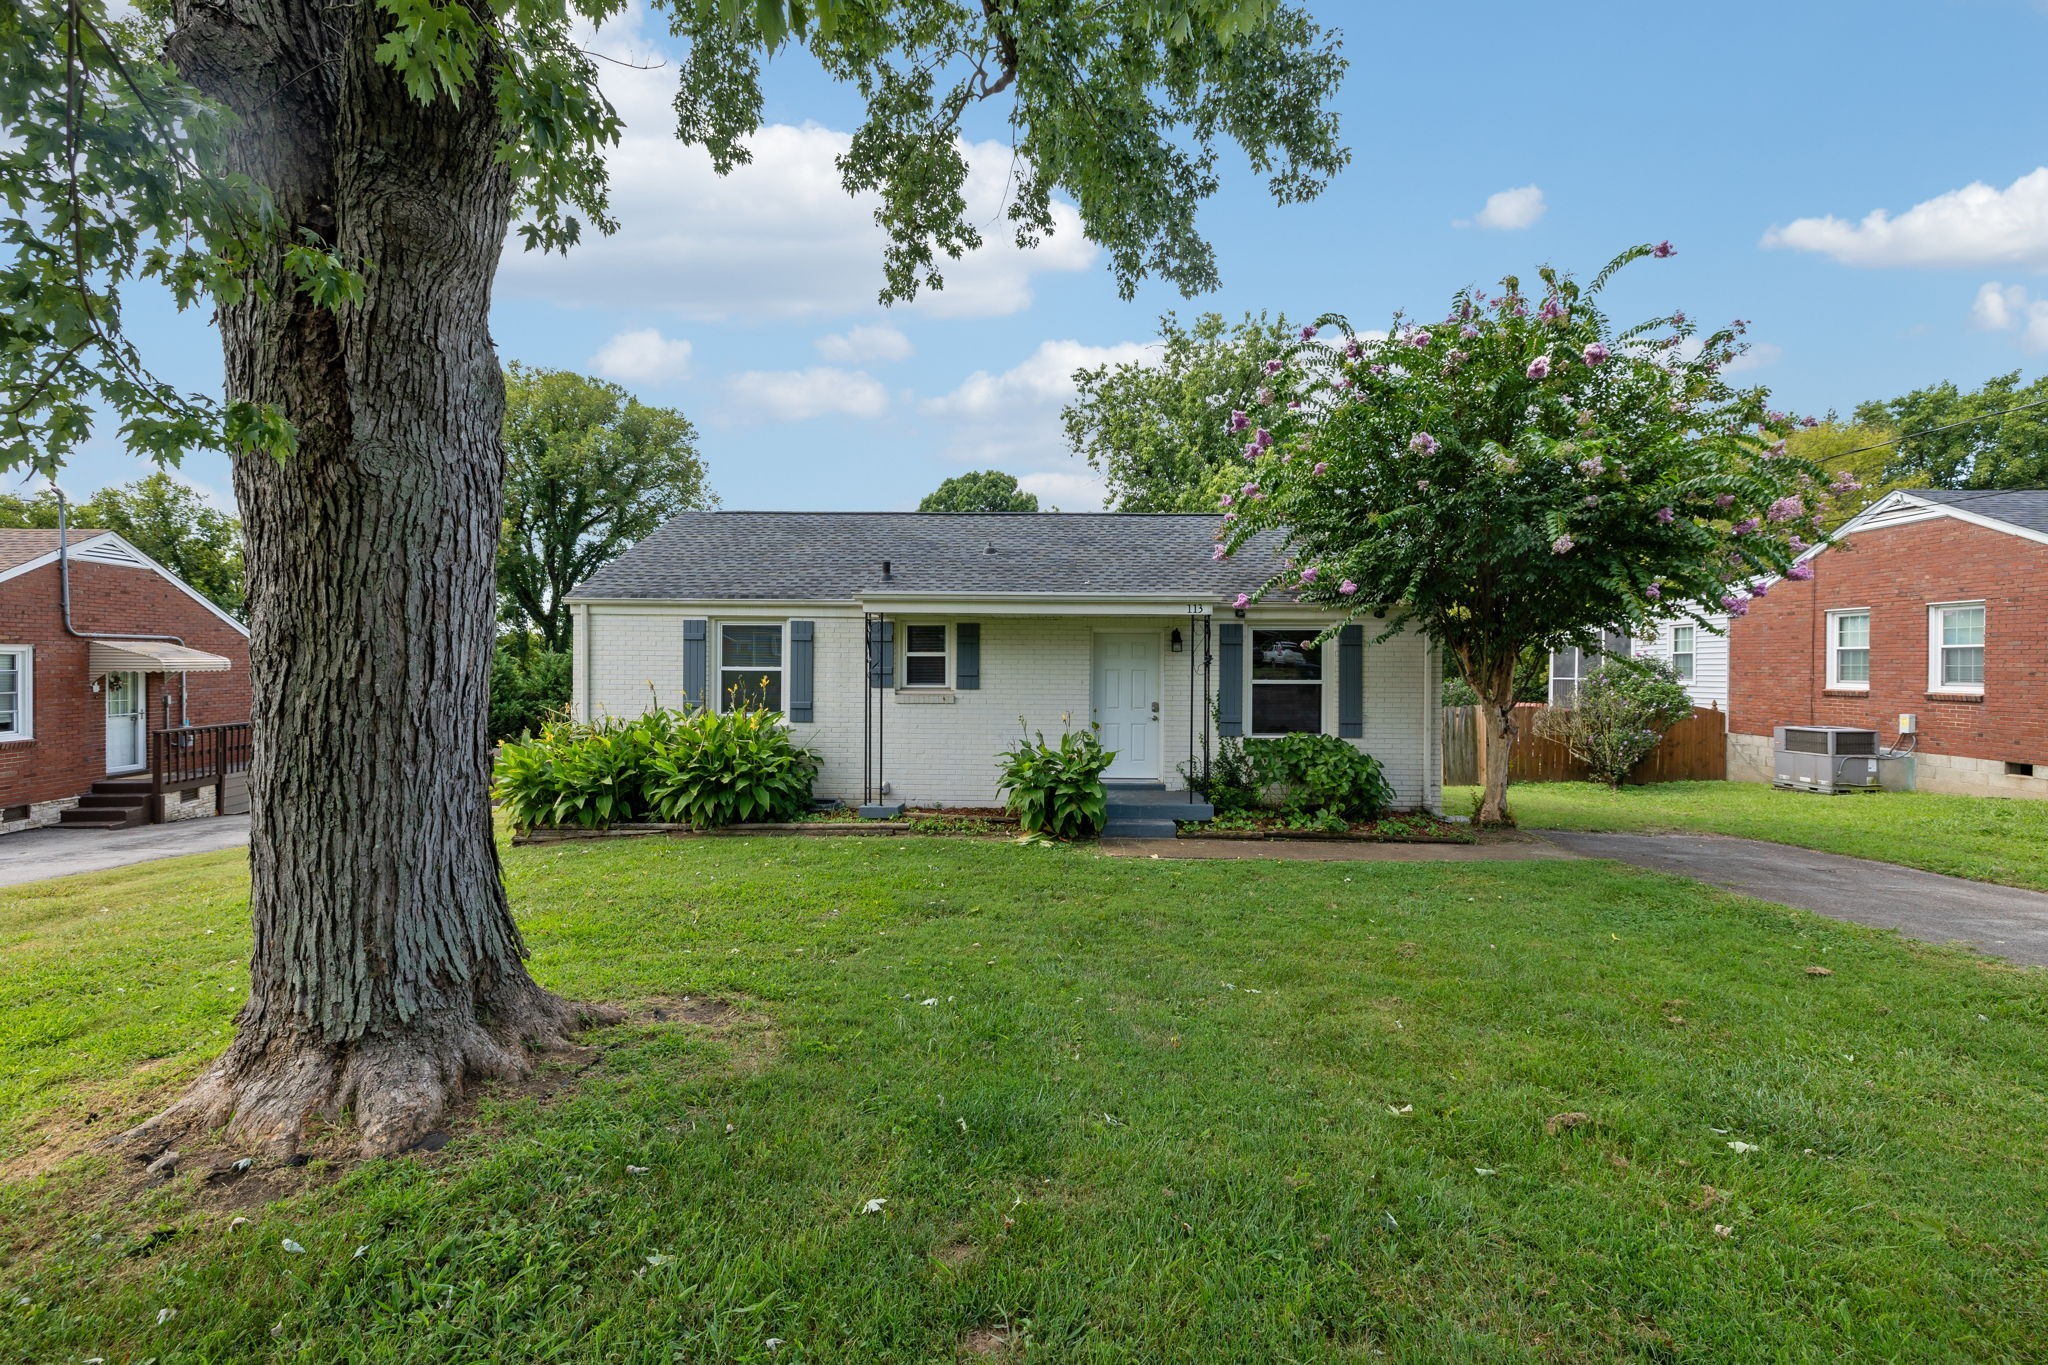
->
(643, 707, 821, 828)
(996, 725, 1115, 839)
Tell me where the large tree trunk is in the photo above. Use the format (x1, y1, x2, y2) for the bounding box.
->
(1468, 653, 1519, 827)
(147, 0, 597, 1157)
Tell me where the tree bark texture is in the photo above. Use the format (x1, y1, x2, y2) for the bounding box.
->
(150, 0, 594, 1156)
(1463, 650, 1518, 827)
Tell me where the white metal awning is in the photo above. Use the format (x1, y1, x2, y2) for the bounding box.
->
(88, 639, 233, 676)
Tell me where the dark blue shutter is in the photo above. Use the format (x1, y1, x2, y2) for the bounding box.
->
(682, 619, 708, 709)
(788, 620, 815, 721)
(954, 623, 980, 690)
(1337, 624, 1364, 738)
(1218, 622, 1244, 737)
(866, 619, 894, 688)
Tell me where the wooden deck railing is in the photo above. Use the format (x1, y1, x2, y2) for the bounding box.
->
(149, 723, 253, 821)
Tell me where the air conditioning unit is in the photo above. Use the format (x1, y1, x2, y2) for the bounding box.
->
(1773, 726, 1882, 794)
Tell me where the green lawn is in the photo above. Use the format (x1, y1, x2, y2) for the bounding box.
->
(5, 838, 2048, 1362)
(1448, 780, 2048, 893)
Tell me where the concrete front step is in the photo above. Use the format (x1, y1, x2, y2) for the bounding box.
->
(1100, 817, 1182, 840)
(1106, 798, 1212, 822)
(58, 807, 146, 830)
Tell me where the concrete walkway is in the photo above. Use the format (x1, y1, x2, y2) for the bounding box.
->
(1540, 830, 2048, 968)
(0, 815, 249, 889)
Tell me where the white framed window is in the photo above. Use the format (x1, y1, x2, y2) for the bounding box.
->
(1669, 625, 1696, 683)
(1827, 610, 1870, 690)
(0, 645, 31, 741)
(717, 622, 785, 712)
(902, 623, 949, 688)
(1250, 628, 1324, 735)
(1929, 601, 1985, 694)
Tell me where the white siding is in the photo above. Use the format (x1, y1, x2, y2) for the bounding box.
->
(1633, 612, 1729, 710)
(571, 604, 1442, 813)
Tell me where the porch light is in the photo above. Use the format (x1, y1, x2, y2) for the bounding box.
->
(1170, 628, 1184, 653)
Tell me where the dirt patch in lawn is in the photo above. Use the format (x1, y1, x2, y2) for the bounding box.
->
(0, 994, 774, 1254)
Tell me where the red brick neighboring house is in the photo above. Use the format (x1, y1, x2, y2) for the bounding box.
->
(1727, 488, 2048, 799)
(0, 528, 251, 832)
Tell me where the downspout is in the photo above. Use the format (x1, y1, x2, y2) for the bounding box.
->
(54, 487, 190, 727)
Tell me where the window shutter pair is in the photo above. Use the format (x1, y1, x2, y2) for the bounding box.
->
(684, 618, 818, 720)
(864, 620, 980, 690)
(1216, 621, 1363, 738)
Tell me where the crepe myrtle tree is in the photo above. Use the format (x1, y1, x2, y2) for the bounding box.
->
(1216, 245, 1859, 826)
(2, 0, 1346, 1155)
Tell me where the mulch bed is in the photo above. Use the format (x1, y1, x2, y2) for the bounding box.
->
(1180, 815, 1476, 845)
(513, 809, 1020, 846)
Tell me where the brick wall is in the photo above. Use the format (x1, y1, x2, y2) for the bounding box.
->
(0, 560, 252, 813)
(1727, 516, 2048, 791)
(574, 605, 1441, 812)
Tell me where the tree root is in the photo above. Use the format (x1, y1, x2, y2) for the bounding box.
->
(120, 981, 623, 1160)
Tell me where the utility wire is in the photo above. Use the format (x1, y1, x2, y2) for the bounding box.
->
(1826, 392, 2048, 462)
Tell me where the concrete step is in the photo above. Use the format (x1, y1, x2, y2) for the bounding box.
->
(58, 806, 145, 830)
(1106, 796, 1212, 821)
(1101, 817, 1182, 840)
(77, 792, 151, 810)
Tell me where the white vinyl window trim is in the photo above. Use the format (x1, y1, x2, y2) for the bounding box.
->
(1928, 601, 1986, 694)
(1826, 609, 1870, 690)
(0, 645, 30, 741)
(715, 621, 787, 713)
(901, 623, 950, 689)
(1669, 625, 1696, 683)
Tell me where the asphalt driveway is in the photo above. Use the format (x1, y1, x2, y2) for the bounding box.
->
(1541, 830, 2048, 968)
(0, 815, 250, 888)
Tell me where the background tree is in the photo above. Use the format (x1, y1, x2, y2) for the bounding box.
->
(1784, 418, 1913, 528)
(0, 473, 246, 615)
(1065, 311, 1297, 511)
(1852, 370, 2048, 489)
(7, 0, 1347, 1153)
(917, 469, 1040, 513)
(1219, 247, 1836, 825)
(500, 365, 710, 651)
(1533, 655, 1694, 788)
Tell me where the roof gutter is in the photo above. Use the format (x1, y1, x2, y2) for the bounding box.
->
(55, 488, 190, 727)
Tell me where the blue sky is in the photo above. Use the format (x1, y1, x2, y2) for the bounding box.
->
(47, 0, 2048, 513)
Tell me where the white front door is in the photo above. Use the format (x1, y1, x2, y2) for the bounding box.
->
(1092, 633, 1159, 780)
(105, 671, 145, 773)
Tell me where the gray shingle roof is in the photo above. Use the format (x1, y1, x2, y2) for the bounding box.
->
(570, 512, 1295, 602)
(1906, 488, 2048, 537)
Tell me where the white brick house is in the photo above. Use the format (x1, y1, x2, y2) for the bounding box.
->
(567, 512, 1443, 814)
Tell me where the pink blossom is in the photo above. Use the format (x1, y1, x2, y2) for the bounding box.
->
(1223, 511, 1238, 523)
(1409, 329, 1433, 348)
(1233, 593, 1250, 609)
(1300, 566, 1318, 584)
(1409, 431, 1439, 455)
(1256, 386, 1275, 406)
(1242, 442, 1261, 461)
(1655, 506, 1675, 524)
(1830, 472, 1863, 494)
(1582, 341, 1609, 366)
(1728, 599, 1749, 617)
(1345, 339, 1363, 360)
(1768, 495, 1805, 522)
(1801, 415, 1820, 428)
(1652, 240, 1676, 258)
(1788, 562, 1815, 581)
(1526, 356, 1552, 380)
(1788, 535, 1809, 553)
(1312, 461, 1328, 476)
(1459, 324, 1480, 340)
(1551, 534, 1574, 554)
(1750, 581, 1769, 598)
(1255, 427, 1273, 449)
(1732, 517, 1760, 536)
(1229, 409, 1249, 431)
(1538, 297, 1564, 322)
(1368, 364, 1388, 376)
(1714, 493, 1736, 509)
(1241, 481, 1259, 496)
(1339, 579, 1358, 595)
(1300, 325, 1319, 341)
(1264, 358, 1284, 376)
(1583, 495, 1600, 509)
(1646, 582, 1663, 601)
(1219, 493, 1234, 507)
(1578, 456, 1605, 477)
(1720, 593, 1743, 611)
(1211, 542, 1228, 561)
(1766, 439, 1786, 457)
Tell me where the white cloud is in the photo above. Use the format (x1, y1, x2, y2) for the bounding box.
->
(1723, 342, 1783, 374)
(815, 325, 913, 364)
(1762, 167, 2048, 269)
(498, 17, 1098, 323)
(589, 327, 693, 383)
(1971, 281, 2048, 350)
(722, 367, 889, 422)
(1016, 471, 1110, 511)
(922, 338, 1156, 421)
(1459, 185, 1546, 231)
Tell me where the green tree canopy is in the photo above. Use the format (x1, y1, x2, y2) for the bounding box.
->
(1784, 418, 1914, 528)
(1219, 246, 1834, 824)
(0, 473, 245, 615)
(916, 469, 1040, 513)
(500, 365, 712, 651)
(1065, 311, 1297, 511)
(1852, 370, 2048, 489)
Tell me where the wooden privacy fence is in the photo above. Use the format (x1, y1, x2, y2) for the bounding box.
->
(1442, 703, 1726, 786)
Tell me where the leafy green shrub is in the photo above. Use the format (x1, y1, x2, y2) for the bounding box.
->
(643, 707, 821, 827)
(1533, 655, 1694, 787)
(489, 638, 574, 740)
(1187, 731, 1394, 822)
(996, 725, 1114, 839)
(493, 706, 818, 831)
